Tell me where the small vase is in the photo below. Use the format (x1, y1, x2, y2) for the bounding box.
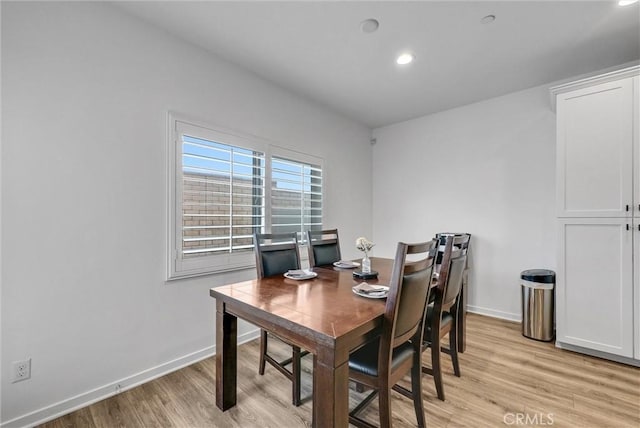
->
(362, 252, 371, 274)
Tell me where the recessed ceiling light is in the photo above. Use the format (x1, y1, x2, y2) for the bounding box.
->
(360, 18, 379, 33)
(618, 0, 638, 5)
(396, 53, 414, 65)
(481, 14, 496, 24)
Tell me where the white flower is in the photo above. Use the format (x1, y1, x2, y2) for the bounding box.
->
(355, 237, 375, 253)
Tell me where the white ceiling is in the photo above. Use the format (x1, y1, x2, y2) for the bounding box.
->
(115, 1, 640, 128)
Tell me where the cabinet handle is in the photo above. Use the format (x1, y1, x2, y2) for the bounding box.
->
(626, 204, 630, 212)
(627, 224, 630, 231)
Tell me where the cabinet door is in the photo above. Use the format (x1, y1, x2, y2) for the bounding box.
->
(635, 76, 640, 360)
(635, 222, 640, 359)
(556, 78, 634, 217)
(557, 218, 633, 357)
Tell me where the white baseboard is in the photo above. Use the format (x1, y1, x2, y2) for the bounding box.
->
(1, 329, 261, 428)
(467, 305, 520, 322)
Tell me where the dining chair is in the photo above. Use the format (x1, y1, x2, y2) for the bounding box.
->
(348, 239, 437, 428)
(435, 232, 470, 264)
(253, 232, 309, 406)
(422, 234, 469, 401)
(307, 228, 342, 267)
(436, 232, 472, 353)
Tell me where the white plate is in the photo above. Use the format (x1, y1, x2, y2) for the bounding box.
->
(284, 270, 318, 280)
(333, 260, 361, 269)
(352, 284, 389, 299)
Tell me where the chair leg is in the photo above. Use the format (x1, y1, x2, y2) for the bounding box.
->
(411, 350, 426, 428)
(449, 325, 461, 377)
(458, 269, 469, 353)
(292, 346, 302, 406)
(431, 336, 445, 401)
(378, 385, 392, 428)
(259, 330, 267, 375)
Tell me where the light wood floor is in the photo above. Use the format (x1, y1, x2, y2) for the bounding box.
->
(40, 314, 639, 427)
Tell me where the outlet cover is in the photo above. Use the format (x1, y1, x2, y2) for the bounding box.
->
(12, 358, 31, 383)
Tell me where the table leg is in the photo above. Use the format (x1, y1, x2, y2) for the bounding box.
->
(216, 300, 237, 410)
(312, 349, 350, 427)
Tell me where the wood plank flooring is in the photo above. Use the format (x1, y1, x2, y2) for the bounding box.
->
(39, 314, 640, 427)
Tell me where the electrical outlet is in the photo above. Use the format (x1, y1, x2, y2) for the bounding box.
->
(12, 358, 31, 383)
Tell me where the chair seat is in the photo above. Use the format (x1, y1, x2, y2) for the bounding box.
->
(424, 304, 453, 338)
(349, 338, 414, 377)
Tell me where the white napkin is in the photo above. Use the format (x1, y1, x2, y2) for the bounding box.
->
(287, 269, 312, 277)
(335, 260, 359, 267)
(353, 282, 388, 294)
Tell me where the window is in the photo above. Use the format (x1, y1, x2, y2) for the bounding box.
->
(168, 116, 323, 279)
(270, 155, 323, 242)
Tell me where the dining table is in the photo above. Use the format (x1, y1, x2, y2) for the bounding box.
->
(209, 257, 394, 427)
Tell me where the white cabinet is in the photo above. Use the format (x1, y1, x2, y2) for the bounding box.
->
(635, 224, 640, 359)
(552, 66, 640, 363)
(556, 218, 633, 357)
(556, 78, 634, 218)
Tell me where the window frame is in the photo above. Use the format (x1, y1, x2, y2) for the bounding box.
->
(167, 114, 323, 280)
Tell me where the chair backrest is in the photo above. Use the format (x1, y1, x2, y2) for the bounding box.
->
(307, 229, 342, 267)
(435, 235, 469, 311)
(435, 232, 471, 265)
(253, 233, 301, 278)
(379, 240, 437, 365)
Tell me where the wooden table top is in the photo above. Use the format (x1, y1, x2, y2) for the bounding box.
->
(210, 257, 394, 340)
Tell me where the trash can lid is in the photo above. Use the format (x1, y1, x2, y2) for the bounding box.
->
(521, 269, 555, 283)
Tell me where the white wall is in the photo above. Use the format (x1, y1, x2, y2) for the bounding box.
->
(0, 2, 371, 425)
(372, 85, 557, 320)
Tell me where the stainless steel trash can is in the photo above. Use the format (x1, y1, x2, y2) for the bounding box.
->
(521, 269, 555, 341)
